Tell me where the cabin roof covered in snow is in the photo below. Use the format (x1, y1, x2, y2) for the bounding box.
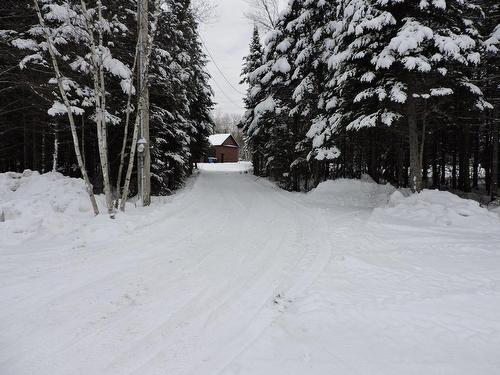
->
(208, 133, 238, 147)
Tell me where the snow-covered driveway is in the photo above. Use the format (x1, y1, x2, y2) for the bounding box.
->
(1, 163, 500, 375)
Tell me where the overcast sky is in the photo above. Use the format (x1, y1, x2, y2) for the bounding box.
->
(198, 0, 255, 116)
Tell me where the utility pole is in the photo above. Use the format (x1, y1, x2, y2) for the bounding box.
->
(137, 0, 151, 206)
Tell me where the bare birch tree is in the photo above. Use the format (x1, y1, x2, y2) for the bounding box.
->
(79, 0, 114, 217)
(120, 1, 163, 212)
(33, 0, 99, 215)
(52, 123, 58, 172)
(116, 46, 139, 208)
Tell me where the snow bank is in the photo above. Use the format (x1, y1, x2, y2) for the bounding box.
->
(492, 205, 500, 220)
(307, 177, 396, 208)
(372, 189, 500, 230)
(0, 170, 96, 244)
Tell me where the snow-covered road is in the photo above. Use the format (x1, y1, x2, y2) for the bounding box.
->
(1, 163, 500, 375)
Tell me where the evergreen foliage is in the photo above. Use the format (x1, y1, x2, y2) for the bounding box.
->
(0, 0, 214, 196)
(241, 0, 499, 198)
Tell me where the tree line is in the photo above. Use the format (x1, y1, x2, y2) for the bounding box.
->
(0, 0, 214, 215)
(240, 0, 500, 201)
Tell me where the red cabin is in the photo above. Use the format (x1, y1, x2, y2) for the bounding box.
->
(208, 134, 239, 163)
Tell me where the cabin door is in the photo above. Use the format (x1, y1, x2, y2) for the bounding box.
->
(221, 154, 224, 163)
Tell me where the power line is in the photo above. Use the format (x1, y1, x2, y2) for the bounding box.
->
(199, 34, 247, 96)
(209, 74, 245, 110)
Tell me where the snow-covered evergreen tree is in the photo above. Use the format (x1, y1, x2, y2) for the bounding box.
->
(481, 0, 500, 199)
(3, 0, 214, 203)
(286, 0, 339, 189)
(240, 25, 266, 174)
(320, 0, 486, 192)
(242, 1, 338, 190)
(150, 0, 213, 193)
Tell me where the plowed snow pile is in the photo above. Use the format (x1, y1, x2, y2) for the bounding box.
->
(0, 170, 96, 243)
(307, 178, 396, 208)
(372, 189, 500, 229)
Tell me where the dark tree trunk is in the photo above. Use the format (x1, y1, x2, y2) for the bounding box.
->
(440, 130, 446, 187)
(431, 133, 439, 188)
(396, 136, 405, 188)
(23, 113, 29, 170)
(491, 116, 499, 201)
(458, 124, 470, 192)
(452, 149, 457, 190)
(472, 125, 479, 189)
(407, 94, 422, 192)
(41, 123, 46, 173)
(485, 122, 491, 193)
(32, 117, 40, 172)
(422, 141, 428, 188)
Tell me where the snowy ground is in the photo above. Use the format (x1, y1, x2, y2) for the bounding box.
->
(1, 163, 500, 375)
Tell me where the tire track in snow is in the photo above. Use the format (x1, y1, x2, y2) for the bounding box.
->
(103, 172, 297, 375)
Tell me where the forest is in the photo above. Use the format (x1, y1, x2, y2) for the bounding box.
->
(240, 0, 500, 202)
(1, 2, 500, 373)
(0, 0, 214, 214)
(2, 0, 500, 208)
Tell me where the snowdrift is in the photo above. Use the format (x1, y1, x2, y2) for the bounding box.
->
(2, 169, 498, 245)
(308, 177, 499, 230)
(307, 178, 396, 208)
(0, 170, 97, 244)
(372, 189, 500, 229)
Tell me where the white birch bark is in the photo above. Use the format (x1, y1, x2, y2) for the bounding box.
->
(52, 123, 58, 172)
(80, 0, 114, 217)
(115, 44, 139, 208)
(120, 103, 142, 211)
(137, 0, 151, 207)
(120, 1, 162, 211)
(33, 0, 99, 216)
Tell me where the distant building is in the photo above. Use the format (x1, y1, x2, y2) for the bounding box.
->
(207, 134, 239, 163)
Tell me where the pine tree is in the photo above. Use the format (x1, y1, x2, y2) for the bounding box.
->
(321, 0, 486, 192)
(287, 0, 338, 189)
(240, 25, 265, 175)
(241, 25, 264, 87)
(149, 0, 213, 194)
(481, 0, 500, 200)
(1, 0, 214, 204)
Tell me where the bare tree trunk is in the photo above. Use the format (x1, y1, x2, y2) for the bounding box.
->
(32, 116, 40, 171)
(120, 0, 162, 211)
(52, 124, 58, 172)
(41, 123, 46, 172)
(80, 0, 114, 217)
(137, 0, 151, 207)
(120, 110, 141, 211)
(419, 101, 428, 188)
(23, 113, 29, 170)
(462, 124, 471, 192)
(491, 116, 499, 201)
(407, 93, 422, 192)
(97, 1, 113, 215)
(116, 45, 139, 208)
(452, 147, 457, 189)
(34, 0, 99, 215)
(79, 116, 84, 168)
(472, 125, 479, 189)
(440, 130, 446, 187)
